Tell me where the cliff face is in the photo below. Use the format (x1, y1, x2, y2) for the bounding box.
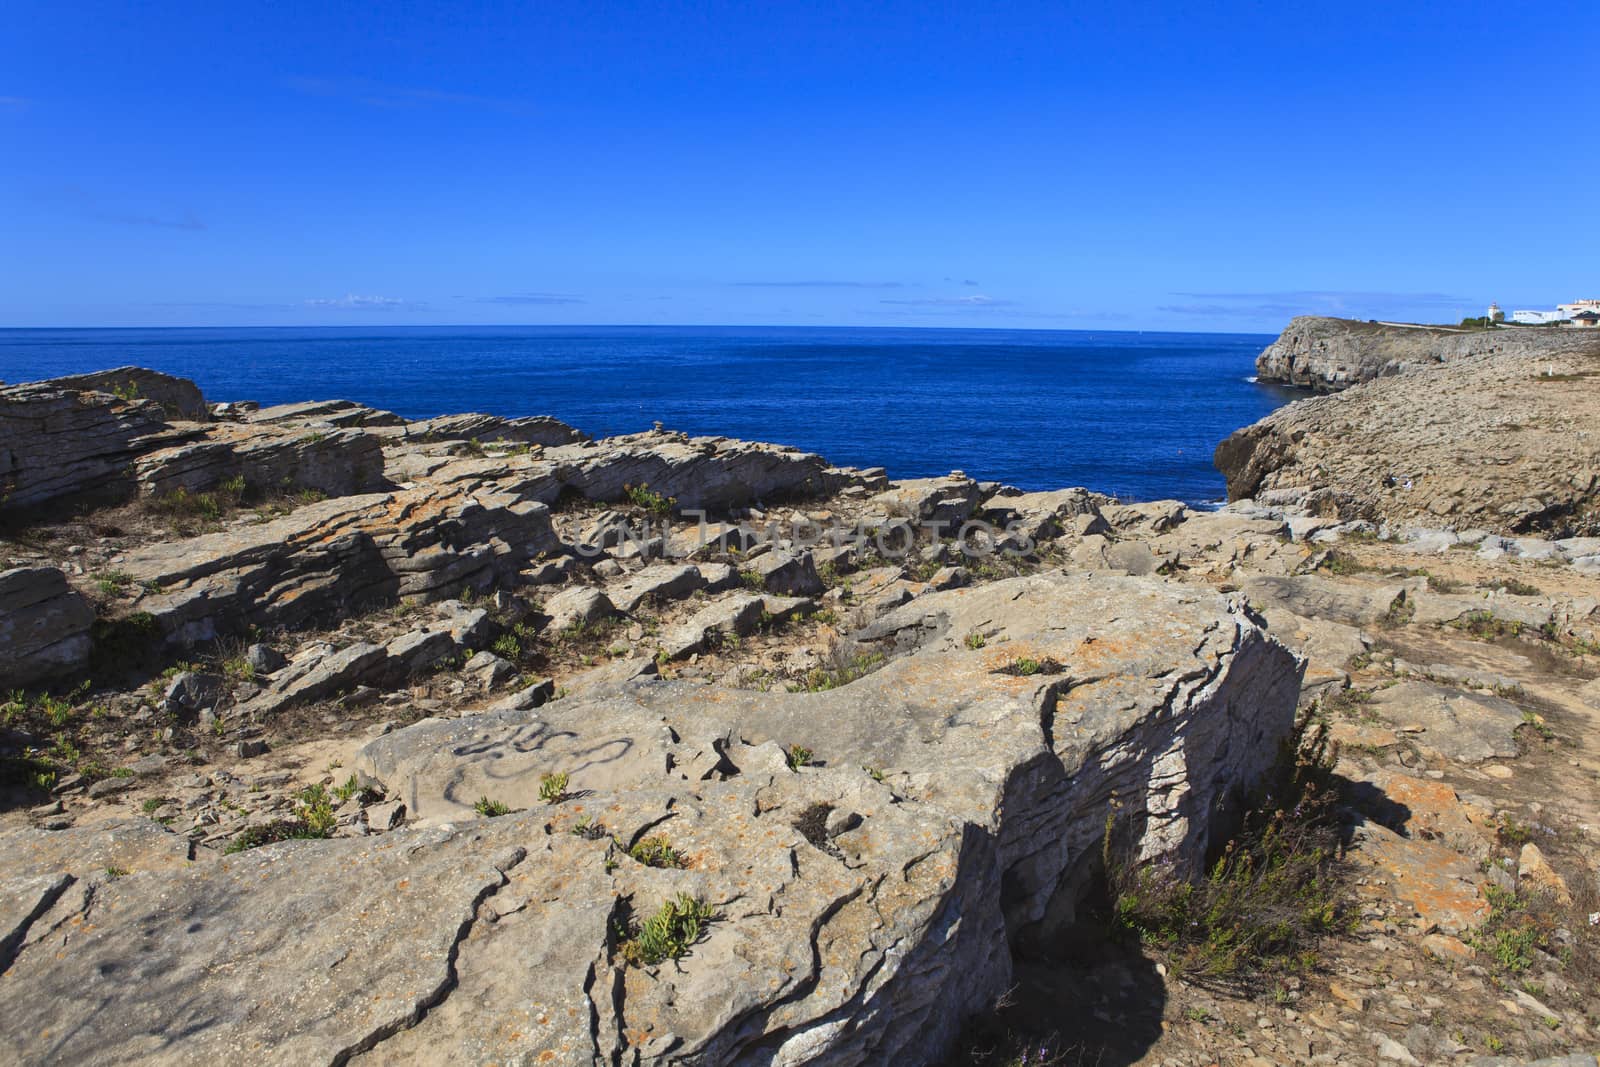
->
(1255, 316, 1595, 391)
(1220, 335, 1600, 536)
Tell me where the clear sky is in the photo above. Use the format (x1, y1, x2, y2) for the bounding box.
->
(2, 1, 1595, 331)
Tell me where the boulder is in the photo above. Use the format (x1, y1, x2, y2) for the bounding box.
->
(0, 567, 95, 688)
(744, 550, 824, 596)
(605, 563, 705, 613)
(542, 586, 617, 634)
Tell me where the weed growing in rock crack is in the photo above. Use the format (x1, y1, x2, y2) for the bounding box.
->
(474, 797, 512, 817)
(1518, 710, 1557, 743)
(626, 834, 686, 868)
(223, 789, 337, 854)
(788, 650, 885, 693)
(539, 772, 570, 804)
(571, 816, 608, 840)
(1103, 708, 1350, 986)
(739, 568, 766, 591)
(491, 633, 521, 660)
(785, 744, 814, 771)
(332, 774, 382, 804)
(792, 802, 835, 851)
(104, 865, 129, 879)
(996, 656, 1063, 677)
(140, 796, 168, 814)
(1316, 549, 1373, 576)
(965, 631, 988, 650)
(622, 482, 675, 516)
(1379, 592, 1415, 628)
(616, 893, 716, 966)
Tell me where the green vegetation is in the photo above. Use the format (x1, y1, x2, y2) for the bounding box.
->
(223, 786, 338, 853)
(1468, 885, 1547, 974)
(622, 482, 675, 516)
(491, 633, 522, 660)
(964, 630, 988, 650)
(784, 744, 814, 771)
(788, 651, 885, 693)
(539, 771, 570, 804)
(627, 834, 686, 868)
(474, 796, 512, 817)
(617, 893, 716, 966)
(1104, 709, 1349, 985)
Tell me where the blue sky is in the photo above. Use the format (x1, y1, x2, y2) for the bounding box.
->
(2, 1, 1595, 331)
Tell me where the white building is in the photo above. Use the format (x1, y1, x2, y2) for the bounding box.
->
(1510, 298, 1600, 325)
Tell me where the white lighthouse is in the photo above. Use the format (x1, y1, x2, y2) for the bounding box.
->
(1487, 302, 1504, 322)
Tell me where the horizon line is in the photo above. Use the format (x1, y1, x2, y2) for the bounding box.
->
(0, 321, 1282, 336)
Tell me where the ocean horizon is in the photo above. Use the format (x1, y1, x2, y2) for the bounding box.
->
(0, 324, 1297, 504)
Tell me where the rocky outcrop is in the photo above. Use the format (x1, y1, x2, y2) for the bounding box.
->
(134, 423, 388, 499)
(395, 411, 588, 446)
(1255, 316, 1598, 391)
(47, 367, 210, 421)
(0, 567, 95, 687)
(0, 380, 187, 510)
(1218, 336, 1600, 536)
(0, 573, 1300, 1065)
(111, 486, 558, 647)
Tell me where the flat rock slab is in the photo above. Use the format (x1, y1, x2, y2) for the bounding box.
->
(1366, 680, 1524, 763)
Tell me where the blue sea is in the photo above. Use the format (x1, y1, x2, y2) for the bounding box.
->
(0, 326, 1296, 504)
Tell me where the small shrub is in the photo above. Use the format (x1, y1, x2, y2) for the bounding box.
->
(571, 816, 608, 840)
(617, 893, 715, 966)
(996, 656, 1063, 677)
(294, 784, 337, 837)
(785, 744, 814, 771)
(1426, 574, 1465, 594)
(491, 633, 521, 660)
(539, 772, 570, 804)
(627, 834, 686, 868)
(474, 796, 512, 817)
(1104, 708, 1349, 986)
(622, 482, 675, 516)
(964, 631, 987, 650)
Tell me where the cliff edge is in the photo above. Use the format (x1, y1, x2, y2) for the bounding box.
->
(1220, 334, 1600, 536)
(1255, 315, 1595, 391)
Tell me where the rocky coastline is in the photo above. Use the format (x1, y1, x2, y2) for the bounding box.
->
(1253, 315, 1597, 392)
(2, 352, 1599, 1066)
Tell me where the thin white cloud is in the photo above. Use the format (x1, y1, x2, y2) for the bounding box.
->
(304, 294, 425, 310)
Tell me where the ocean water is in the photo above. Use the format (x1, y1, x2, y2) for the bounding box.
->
(0, 326, 1297, 504)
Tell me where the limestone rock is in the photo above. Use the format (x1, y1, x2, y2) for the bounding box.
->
(542, 585, 617, 634)
(46, 366, 210, 421)
(110, 485, 558, 647)
(605, 563, 705, 612)
(1254, 315, 1596, 392)
(1218, 331, 1600, 536)
(0, 378, 185, 509)
(0, 567, 95, 688)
